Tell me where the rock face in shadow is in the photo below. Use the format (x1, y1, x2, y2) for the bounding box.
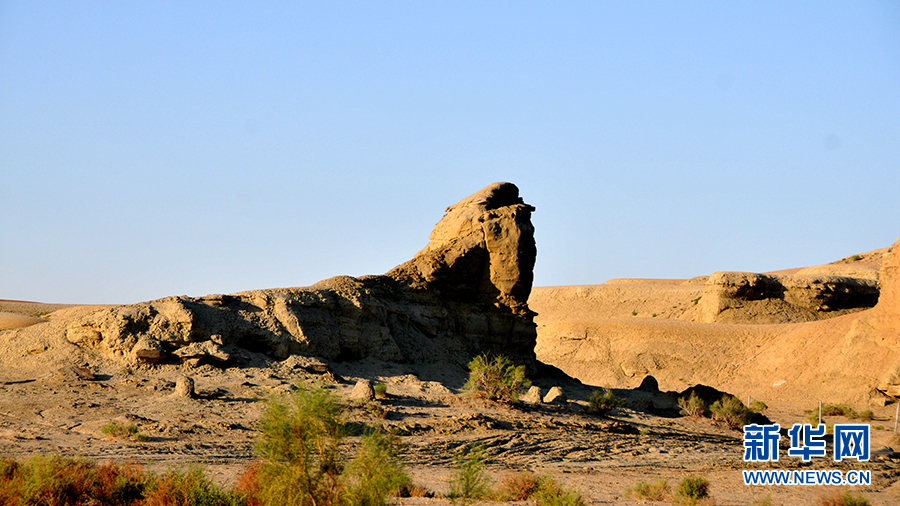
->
(64, 183, 538, 371)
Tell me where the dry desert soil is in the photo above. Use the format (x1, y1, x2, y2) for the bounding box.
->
(1, 247, 898, 506)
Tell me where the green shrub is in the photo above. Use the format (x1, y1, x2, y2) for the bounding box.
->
(532, 476, 584, 506)
(447, 445, 490, 505)
(749, 400, 768, 413)
(253, 383, 409, 506)
(494, 471, 583, 506)
(463, 354, 531, 404)
(0, 456, 188, 506)
(819, 489, 870, 506)
(373, 383, 388, 399)
(673, 475, 710, 505)
(710, 396, 753, 429)
(344, 430, 410, 506)
(859, 410, 874, 422)
(678, 392, 707, 418)
(102, 422, 151, 442)
(495, 471, 541, 501)
(586, 389, 626, 416)
(752, 493, 774, 506)
(822, 404, 858, 419)
(143, 465, 244, 506)
(625, 478, 668, 501)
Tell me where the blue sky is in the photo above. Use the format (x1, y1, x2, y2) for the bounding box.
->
(2, 2, 898, 304)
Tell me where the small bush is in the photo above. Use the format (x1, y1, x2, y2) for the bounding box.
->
(143, 465, 244, 506)
(859, 410, 874, 421)
(822, 404, 858, 419)
(447, 445, 490, 505)
(344, 430, 410, 506)
(494, 471, 583, 506)
(0, 457, 198, 506)
(710, 396, 753, 429)
(749, 400, 768, 413)
(253, 383, 410, 506)
(586, 389, 626, 416)
(752, 493, 774, 506)
(532, 476, 584, 506)
(819, 488, 870, 506)
(102, 422, 151, 442)
(495, 471, 541, 501)
(673, 475, 710, 505)
(463, 354, 531, 404)
(373, 383, 388, 399)
(678, 392, 707, 418)
(625, 478, 668, 501)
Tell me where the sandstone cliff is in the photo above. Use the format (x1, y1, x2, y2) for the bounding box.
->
(62, 182, 538, 371)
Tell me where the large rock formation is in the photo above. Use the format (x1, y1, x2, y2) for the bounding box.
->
(696, 271, 879, 324)
(63, 182, 538, 371)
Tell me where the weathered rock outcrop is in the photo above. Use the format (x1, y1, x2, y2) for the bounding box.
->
(64, 183, 538, 370)
(875, 238, 899, 317)
(696, 271, 879, 324)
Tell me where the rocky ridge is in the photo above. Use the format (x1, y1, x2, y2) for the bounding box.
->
(61, 182, 538, 373)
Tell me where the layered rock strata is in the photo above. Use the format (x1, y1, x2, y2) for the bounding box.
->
(64, 182, 538, 369)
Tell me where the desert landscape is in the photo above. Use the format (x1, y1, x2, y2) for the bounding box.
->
(1, 182, 898, 505)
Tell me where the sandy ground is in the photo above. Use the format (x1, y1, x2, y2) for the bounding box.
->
(0, 333, 897, 505)
(0, 248, 897, 504)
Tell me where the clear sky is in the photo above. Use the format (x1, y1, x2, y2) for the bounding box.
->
(2, 2, 899, 304)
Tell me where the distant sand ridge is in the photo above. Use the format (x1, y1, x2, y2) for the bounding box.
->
(531, 241, 899, 406)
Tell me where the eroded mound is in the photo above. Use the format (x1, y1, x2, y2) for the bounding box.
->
(532, 238, 900, 406)
(36, 182, 537, 374)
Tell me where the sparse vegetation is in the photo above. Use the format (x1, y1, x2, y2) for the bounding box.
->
(819, 488, 870, 506)
(859, 410, 874, 421)
(678, 392, 708, 418)
(373, 383, 388, 399)
(0, 456, 242, 506)
(673, 475, 710, 505)
(749, 400, 768, 414)
(495, 471, 541, 501)
(101, 422, 150, 442)
(751, 493, 774, 506)
(710, 395, 754, 429)
(632, 310, 638, 316)
(494, 471, 583, 506)
(143, 465, 244, 506)
(447, 444, 490, 505)
(531, 476, 585, 506)
(252, 383, 410, 506)
(691, 296, 702, 305)
(586, 389, 626, 416)
(626, 478, 669, 501)
(344, 430, 411, 506)
(821, 403, 858, 419)
(463, 354, 531, 404)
